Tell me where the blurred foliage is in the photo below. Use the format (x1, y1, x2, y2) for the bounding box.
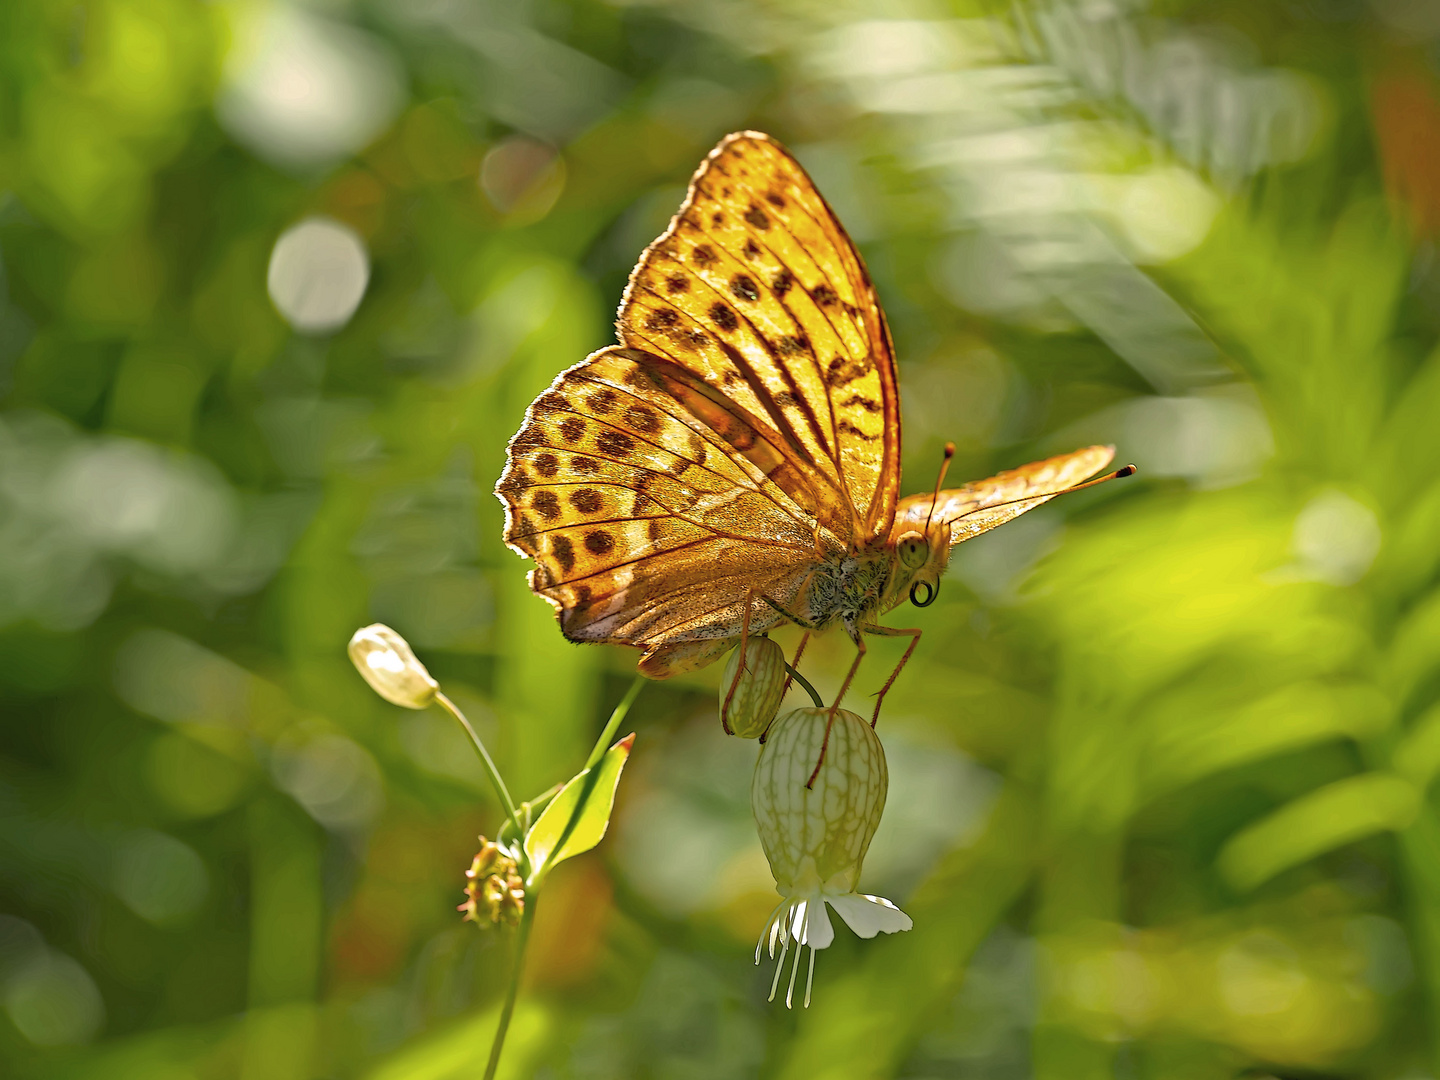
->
(3, 0, 1440, 1077)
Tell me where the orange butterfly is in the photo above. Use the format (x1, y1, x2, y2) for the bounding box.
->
(495, 131, 1130, 720)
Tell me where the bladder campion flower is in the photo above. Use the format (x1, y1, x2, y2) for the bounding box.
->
(751, 707, 912, 1008)
(348, 623, 439, 709)
(719, 637, 787, 738)
(459, 838, 525, 928)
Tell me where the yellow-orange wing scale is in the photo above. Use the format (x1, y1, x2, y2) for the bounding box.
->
(617, 131, 901, 542)
(890, 445, 1116, 546)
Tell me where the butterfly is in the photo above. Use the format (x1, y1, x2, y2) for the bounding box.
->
(495, 131, 1131, 720)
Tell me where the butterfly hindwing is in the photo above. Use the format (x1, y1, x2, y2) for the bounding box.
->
(497, 346, 834, 648)
(890, 445, 1116, 546)
(617, 131, 901, 543)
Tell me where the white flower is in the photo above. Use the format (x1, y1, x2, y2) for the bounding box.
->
(751, 707, 913, 1008)
(347, 623, 438, 709)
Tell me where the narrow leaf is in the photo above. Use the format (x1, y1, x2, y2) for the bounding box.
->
(524, 734, 634, 880)
(1218, 772, 1420, 891)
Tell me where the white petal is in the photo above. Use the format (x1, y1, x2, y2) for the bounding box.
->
(826, 893, 914, 939)
(802, 898, 835, 950)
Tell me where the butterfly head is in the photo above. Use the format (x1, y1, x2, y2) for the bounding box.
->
(891, 525, 950, 609)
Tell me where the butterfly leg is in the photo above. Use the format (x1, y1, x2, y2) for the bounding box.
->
(862, 625, 923, 728)
(806, 635, 868, 788)
(780, 632, 811, 698)
(722, 587, 766, 735)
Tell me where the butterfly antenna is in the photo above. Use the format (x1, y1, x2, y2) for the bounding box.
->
(942, 463, 1137, 529)
(922, 443, 956, 534)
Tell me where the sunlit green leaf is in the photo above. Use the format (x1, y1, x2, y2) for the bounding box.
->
(524, 734, 634, 880)
(1219, 773, 1421, 891)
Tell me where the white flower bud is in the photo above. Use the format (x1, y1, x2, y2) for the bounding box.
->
(750, 707, 912, 1008)
(347, 624, 438, 709)
(719, 637, 787, 738)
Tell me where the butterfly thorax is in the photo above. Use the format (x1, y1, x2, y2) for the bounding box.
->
(800, 549, 891, 641)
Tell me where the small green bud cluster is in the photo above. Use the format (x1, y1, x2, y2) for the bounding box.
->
(718, 637, 787, 738)
(458, 838, 525, 929)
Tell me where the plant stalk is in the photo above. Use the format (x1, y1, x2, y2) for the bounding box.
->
(785, 663, 825, 709)
(436, 691, 525, 842)
(483, 891, 537, 1080)
(585, 675, 645, 769)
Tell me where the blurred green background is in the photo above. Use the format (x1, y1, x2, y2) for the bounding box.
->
(3, 0, 1440, 1077)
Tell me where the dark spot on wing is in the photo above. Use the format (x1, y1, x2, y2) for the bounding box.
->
(570, 455, 597, 474)
(559, 417, 586, 442)
(551, 535, 575, 573)
(842, 394, 883, 413)
(574, 584, 592, 604)
(730, 274, 759, 302)
(597, 430, 636, 457)
(570, 489, 604, 514)
(771, 268, 793, 298)
(692, 245, 716, 267)
(813, 284, 838, 307)
(534, 453, 560, 478)
(744, 204, 771, 230)
(743, 239, 761, 260)
(587, 389, 618, 415)
(624, 404, 660, 434)
(681, 329, 709, 350)
(535, 392, 569, 413)
(826, 356, 870, 387)
(778, 334, 809, 356)
(644, 309, 679, 332)
(533, 490, 560, 521)
(509, 428, 545, 453)
(648, 519, 663, 542)
(837, 420, 879, 442)
(775, 391, 798, 408)
(665, 273, 689, 295)
(766, 191, 786, 208)
(711, 211, 725, 227)
(584, 530, 615, 556)
(710, 302, 738, 332)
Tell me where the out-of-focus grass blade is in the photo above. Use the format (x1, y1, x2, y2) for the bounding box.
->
(1219, 772, 1421, 891)
(524, 734, 634, 881)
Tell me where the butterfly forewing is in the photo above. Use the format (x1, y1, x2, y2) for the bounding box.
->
(617, 132, 901, 541)
(497, 346, 837, 647)
(890, 445, 1116, 546)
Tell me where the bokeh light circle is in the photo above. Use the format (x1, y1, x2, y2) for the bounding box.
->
(266, 217, 370, 334)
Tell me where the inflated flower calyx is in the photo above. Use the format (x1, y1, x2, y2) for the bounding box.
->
(348, 623, 439, 709)
(458, 838, 524, 929)
(719, 637, 787, 738)
(751, 708, 912, 1008)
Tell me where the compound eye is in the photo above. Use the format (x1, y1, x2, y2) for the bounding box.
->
(910, 580, 938, 607)
(897, 531, 929, 570)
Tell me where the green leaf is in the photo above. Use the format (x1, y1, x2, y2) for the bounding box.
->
(524, 734, 634, 881)
(1218, 772, 1421, 891)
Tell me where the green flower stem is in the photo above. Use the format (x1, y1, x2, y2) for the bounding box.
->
(483, 891, 537, 1080)
(435, 691, 525, 844)
(784, 663, 825, 709)
(585, 675, 645, 770)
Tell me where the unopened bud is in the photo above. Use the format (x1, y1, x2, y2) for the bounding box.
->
(348, 624, 438, 709)
(458, 837, 525, 929)
(752, 708, 886, 894)
(719, 637, 787, 738)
